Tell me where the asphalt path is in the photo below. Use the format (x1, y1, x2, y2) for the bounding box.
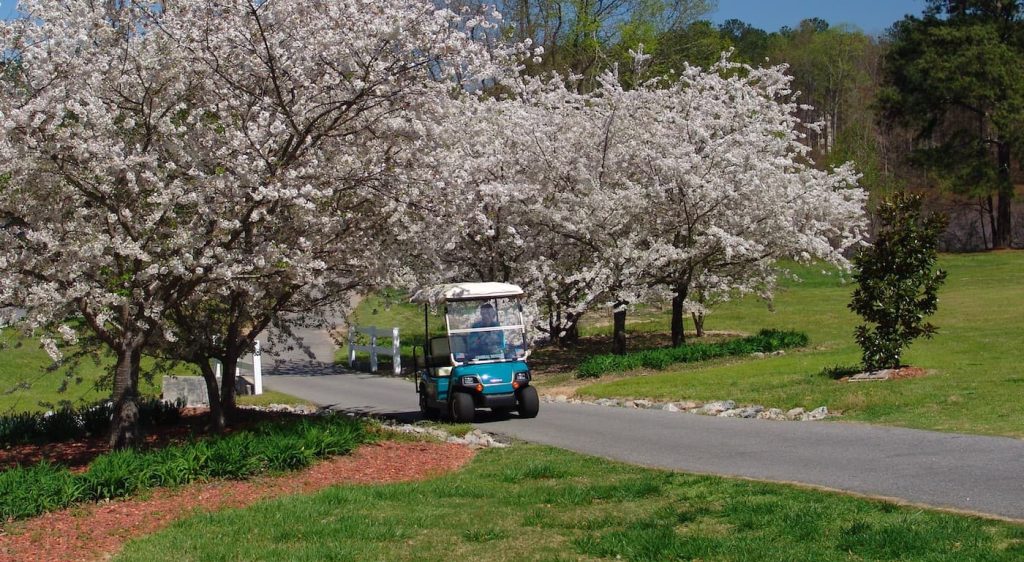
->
(265, 369, 1024, 521)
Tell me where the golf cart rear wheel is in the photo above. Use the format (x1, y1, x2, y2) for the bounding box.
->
(517, 386, 539, 418)
(419, 391, 439, 420)
(450, 392, 475, 423)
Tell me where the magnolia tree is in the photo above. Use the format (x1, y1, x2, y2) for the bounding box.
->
(405, 55, 867, 350)
(0, 0, 511, 443)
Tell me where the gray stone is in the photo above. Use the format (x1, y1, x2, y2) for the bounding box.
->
(804, 406, 829, 421)
(770, 350, 786, 356)
(720, 406, 763, 419)
(786, 407, 806, 420)
(662, 403, 681, 412)
(162, 375, 210, 407)
(554, 395, 569, 403)
(751, 352, 766, 359)
(758, 408, 787, 421)
(594, 398, 620, 407)
(849, 370, 895, 382)
(633, 399, 655, 409)
(701, 400, 735, 415)
(678, 400, 703, 410)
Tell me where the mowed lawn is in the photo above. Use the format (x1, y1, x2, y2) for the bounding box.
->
(115, 444, 1024, 561)
(578, 251, 1024, 438)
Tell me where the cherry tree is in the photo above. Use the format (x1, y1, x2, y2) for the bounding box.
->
(0, 0, 510, 444)
(405, 55, 867, 350)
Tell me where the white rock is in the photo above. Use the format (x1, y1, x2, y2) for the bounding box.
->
(634, 399, 654, 408)
(662, 403, 681, 412)
(786, 407, 806, 420)
(554, 395, 569, 403)
(702, 400, 736, 415)
(803, 406, 829, 421)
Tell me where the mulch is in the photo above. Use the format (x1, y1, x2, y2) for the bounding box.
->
(0, 440, 475, 562)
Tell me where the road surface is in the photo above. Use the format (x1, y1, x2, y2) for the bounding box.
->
(264, 369, 1024, 521)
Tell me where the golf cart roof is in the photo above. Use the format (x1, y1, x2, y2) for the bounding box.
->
(411, 282, 525, 304)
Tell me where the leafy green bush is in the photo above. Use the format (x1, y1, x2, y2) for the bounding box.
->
(0, 398, 182, 446)
(576, 330, 809, 378)
(0, 414, 369, 522)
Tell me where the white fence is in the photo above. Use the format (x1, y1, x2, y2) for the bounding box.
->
(347, 326, 401, 375)
(217, 339, 263, 395)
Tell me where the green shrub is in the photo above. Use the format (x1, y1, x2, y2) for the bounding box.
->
(576, 330, 809, 378)
(0, 414, 369, 523)
(0, 399, 182, 446)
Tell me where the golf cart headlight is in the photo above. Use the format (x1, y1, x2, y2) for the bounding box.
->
(514, 371, 530, 382)
(461, 376, 480, 386)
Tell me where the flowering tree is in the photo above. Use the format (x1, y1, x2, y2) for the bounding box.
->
(0, 0, 508, 444)
(406, 55, 867, 350)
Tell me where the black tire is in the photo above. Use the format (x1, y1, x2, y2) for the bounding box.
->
(419, 391, 438, 420)
(450, 392, 475, 423)
(517, 386, 540, 418)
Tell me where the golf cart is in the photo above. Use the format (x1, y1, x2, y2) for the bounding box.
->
(411, 282, 539, 422)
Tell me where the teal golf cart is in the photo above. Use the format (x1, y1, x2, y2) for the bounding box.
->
(411, 282, 539, 422)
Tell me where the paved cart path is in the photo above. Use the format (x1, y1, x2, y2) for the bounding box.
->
(265, 370, 1024, 521)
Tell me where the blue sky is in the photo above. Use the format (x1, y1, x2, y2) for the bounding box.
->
(710, 0, 926, 35)
(1, 1, 926, 35)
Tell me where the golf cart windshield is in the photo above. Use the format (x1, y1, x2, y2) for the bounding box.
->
(446, 297, 527, 363)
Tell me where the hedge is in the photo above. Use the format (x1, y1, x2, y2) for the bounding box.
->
(576, 329, 809, 378)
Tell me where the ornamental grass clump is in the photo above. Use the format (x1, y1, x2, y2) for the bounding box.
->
(576, 330, 808, 378)
(0, 399, 182, 446)
(0, 414, 369, 523)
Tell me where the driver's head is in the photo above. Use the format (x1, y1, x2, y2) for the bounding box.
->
(479, 303, 497, 323)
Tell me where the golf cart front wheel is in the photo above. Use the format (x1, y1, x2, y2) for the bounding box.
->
(517, 386, 539, 418)
(450, 392, 475, 423)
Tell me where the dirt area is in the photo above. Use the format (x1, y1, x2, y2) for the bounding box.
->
(0, 440, 474, 562)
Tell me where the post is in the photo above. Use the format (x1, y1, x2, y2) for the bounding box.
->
(252, 340, 263, 395)
(392, 327, 401, 375)
(348, 327, 356, 368)
(369, 326, 378, 373)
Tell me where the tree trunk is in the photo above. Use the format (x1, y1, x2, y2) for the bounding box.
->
(691, 312, 705, 338)
(220, 352, 240, 423)
(612, 301, 627, 355)
(199, 360, 226, 434)
(109, 341, 142, 449)
(994, 143, 1013, 249)
(671, 286, 687, 347)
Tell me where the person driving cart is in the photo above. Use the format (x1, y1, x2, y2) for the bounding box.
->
(469, 302, 503, 357)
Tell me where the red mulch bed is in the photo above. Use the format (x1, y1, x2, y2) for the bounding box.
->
(0, 440, 475, 562)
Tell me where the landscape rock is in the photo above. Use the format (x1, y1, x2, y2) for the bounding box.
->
(751, 352, 766, 359)
(786, 407, 806, 420)
(678, 400, 703, 410)
(803, 406, 829, 421)
(758, 408, 787, 421)
(662, 403, 681, 412)
(701, 400, 736, 415)
(849, 370, 895, 382)
(720, 406, 763, 419)
(633, 399, 655, 409)
(594, 398, 621, 407)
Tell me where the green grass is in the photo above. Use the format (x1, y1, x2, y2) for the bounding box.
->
(115, 444, 1024, 561)
(0, 329, 168, 414)
(579, 252, 1024, 437)
(237, 390, 314, 408)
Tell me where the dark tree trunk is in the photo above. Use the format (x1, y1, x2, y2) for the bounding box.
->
(199, 360, 226, 434)
(994, 143, 1013, 249)
(691, 312, 705, 338)
(220, 353, 240, 422)
(612, 301, 627, 355)
(561, 317, 580, 347)
(671, 286, 687, 347)
(109, 341, 142, 449)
